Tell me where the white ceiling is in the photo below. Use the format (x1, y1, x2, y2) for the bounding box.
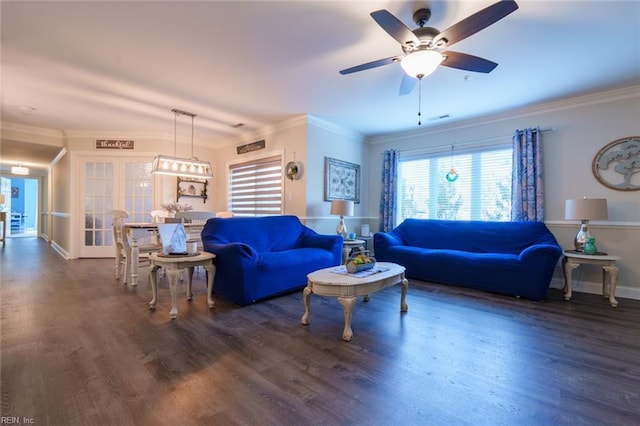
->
(2, 0, 640, 171)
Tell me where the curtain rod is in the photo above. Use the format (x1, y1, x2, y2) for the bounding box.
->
(395, 127, 553, 156)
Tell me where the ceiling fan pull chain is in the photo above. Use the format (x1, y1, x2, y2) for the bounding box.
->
(417, 77, 422, 126)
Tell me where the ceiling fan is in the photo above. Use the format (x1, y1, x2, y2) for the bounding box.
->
(339, 0, 519, 95)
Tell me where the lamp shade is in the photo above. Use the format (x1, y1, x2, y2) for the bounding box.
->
(565, 198, 608, 221)
(330, 200, 354, 217)
(0, 194, 4, 204)
(400, 50, 443, 78)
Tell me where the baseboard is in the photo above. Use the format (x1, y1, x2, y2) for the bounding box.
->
(549, 277, 640, 301)
(51, 240, 70, 260)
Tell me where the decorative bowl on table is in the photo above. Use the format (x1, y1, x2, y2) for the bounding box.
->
(346, 252, 376, 273)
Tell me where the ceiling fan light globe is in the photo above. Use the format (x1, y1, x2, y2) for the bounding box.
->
(400, 50, 443, 78)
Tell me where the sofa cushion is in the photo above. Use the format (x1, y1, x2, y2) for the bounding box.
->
(202, 215, 308, 253)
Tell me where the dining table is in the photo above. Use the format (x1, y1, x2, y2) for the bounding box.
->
(123, 222, 202, 286)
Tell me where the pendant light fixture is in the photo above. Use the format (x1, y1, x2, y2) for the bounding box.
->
(11, 164, 29, 175)
(151, 109, 213, 179)
(445, 145, 459, 182)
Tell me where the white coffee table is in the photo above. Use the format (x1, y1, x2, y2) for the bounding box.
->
(149, 252, 216, 319)
(301, 262, 408, 341)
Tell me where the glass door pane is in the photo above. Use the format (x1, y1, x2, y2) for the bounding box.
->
(79, 157, 153, 258)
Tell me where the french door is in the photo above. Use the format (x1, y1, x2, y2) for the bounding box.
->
(79, 156, 153, 258)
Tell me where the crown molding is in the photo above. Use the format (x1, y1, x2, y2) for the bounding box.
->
(62, 129, 167, 140)
(368, 85, 640, 145)
(306, 114, 366, 143)
(1, 121, 66, 141)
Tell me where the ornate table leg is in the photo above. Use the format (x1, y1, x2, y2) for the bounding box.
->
(204, 263, 216, 309)
(149, 264, 161, 309)
(342, 247, 350, 265)
(400, 276, 409, 312)
(562, 258, 579, 301)
(603, 264, 619, 307)
(186, 266, 194, 300)
(301, 286, 312, 325)
(338, 296, 356, 342)
(166, 267, 180, 319)
(115, 246, 123, 279)
(129, 233, 140, 286)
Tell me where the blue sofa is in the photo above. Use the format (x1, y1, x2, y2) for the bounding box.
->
(374, 219, 562, 300)
(201, 215, 342, 305)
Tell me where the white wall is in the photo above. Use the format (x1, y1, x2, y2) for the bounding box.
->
(365, 86, 640, 300)
(305, 116, 366, 235)
(210, 116, 308, 216)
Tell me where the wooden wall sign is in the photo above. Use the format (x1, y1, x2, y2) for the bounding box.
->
(96, 140, 135, 150)
(237, 140, 265, 155)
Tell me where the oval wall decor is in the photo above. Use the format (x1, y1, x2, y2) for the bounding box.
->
(285, 161, 303, 181)
(592, 136, 640, 191)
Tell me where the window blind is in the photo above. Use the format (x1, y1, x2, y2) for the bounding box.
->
(228, 155, 283, 216)
(398, 144, 512, 222)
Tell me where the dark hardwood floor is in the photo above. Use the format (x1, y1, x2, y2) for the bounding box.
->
(1, 238, 639, 426)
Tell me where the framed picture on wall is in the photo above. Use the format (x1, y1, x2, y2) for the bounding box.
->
(324, 157, 360, 203)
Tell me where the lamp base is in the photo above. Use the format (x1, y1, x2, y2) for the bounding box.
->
(573, 221, 592, 251)
(336, 216, 347, 239)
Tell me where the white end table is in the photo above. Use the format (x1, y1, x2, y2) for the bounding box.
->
(562, 250, 621, 307)
(302, 262, 408, 341)
(342, 238, 366, 264)
(149, 252, 216, 318)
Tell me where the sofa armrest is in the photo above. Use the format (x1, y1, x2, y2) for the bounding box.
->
(299, 234, 342, 252)
(519, 244, 563, 263)
(374, 231, 404, 252)
(204, 242, 258, 264)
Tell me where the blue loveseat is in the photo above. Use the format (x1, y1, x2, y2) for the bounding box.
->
(201, 215, 342, 306)
(374, 219, 562, 300)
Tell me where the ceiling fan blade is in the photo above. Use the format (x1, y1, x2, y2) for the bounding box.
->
(339, 56, 400, 75)
(434, 0, 519, 47)
(441, 51, 498, 73)
(399, 74, 417, 96)
(370, 9, 420, 47)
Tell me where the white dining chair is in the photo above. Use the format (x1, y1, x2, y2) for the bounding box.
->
(150, 209, 170, 223)
(175, 211, 216, 246)
(112, 209, 163, 282)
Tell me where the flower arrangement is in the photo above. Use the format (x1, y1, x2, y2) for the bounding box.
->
(161, 202, 194, 213)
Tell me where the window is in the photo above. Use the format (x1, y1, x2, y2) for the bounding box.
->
(228, 155, 283, 216)
(398, 144, 512, 222)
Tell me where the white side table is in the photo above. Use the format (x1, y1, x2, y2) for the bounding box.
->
(562, 250, 621, 307)
(149, 252, 216, 318)
(342, 239, 365, 264)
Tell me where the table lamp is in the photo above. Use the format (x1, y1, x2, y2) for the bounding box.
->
(330, 199, 354, 239)
(565, 197, 608, 251)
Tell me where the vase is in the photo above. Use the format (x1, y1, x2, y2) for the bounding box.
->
(583, 237, 597, 255)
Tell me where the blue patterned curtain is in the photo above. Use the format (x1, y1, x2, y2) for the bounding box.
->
(511, 127, 544, 222)
(379, 149, 398, 232)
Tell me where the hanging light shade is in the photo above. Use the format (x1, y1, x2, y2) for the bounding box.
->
(400, 50, 443, 79)
(151, 109, 213, 179)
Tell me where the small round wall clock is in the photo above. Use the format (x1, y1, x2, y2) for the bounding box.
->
(592, 136, 640, 191)
(285, 161, 302, 181)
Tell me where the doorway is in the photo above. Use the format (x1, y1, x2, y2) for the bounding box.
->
(0, 176, 38, 238)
